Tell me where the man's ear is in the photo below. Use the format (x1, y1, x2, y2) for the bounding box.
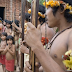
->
(60, 4, 66, 14)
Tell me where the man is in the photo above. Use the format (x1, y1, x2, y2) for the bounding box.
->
(20, 5, 55, 54)
(20, 5, 55, 72)
(22, 0, 72, 72)
(37, 5, 55, 41)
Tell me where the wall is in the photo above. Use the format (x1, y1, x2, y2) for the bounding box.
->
(0, 0, 30, 20)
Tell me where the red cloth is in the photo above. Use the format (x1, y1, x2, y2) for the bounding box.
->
(41, 37, 49, 45)
(5, 59, 15, 71)
(0, 55, 5, 65)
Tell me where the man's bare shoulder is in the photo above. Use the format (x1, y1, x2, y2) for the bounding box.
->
(67, 29, 72, 50)
(67, 28, 72, 40)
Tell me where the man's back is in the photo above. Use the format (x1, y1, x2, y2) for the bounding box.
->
(41, 23, 55, 41)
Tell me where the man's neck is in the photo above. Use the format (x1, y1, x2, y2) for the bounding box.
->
(57, 19, 72, 32)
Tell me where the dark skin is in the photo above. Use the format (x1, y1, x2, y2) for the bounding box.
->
(0, 35, 7, 54)
(20, 17, 55, 72)
(12, 20, 29, 33)
(23, 4, 72, 72)
(2, 39, 15, 60)
(0, 35, 6, 72)
(41, 23, 55, 41)
(14, 28, 20, 66)
(2, 39, 15, 72)
(5, 24, 14, 36)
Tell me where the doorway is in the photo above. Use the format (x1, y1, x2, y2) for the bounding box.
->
(0, 7, 5, 20)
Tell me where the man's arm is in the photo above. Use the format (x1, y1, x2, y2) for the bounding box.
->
(20, 44, 29, 54)
(65, 31, 72, 72)
(67, 31, 72, 51)
(24, 22, 65, 72)
(33, 41, 65, 72)
(7, 45, 15, 56)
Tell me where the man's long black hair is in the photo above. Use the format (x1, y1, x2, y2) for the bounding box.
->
(38, 5, 45, 24)
(52, 0, 72, 23)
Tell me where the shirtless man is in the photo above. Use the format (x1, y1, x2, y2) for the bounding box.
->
(20, 5, 55, 72)
(41, 23, 55, 41)
(21, 0, 72, 72)
(38, 5, 55, 41)
(2, 35, 15, 72)
(20, 5, 55, 53)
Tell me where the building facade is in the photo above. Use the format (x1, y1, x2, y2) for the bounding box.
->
(0, 0, 31, 20)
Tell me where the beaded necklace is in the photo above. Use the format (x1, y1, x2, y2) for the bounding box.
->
(48, 25, 72, 49)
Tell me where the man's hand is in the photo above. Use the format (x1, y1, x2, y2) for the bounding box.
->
(24, 22, 42, 50)
(24, 61, 40, 72)
(24, 61, 33, 72)
(20, 39, 24, 46)
(20, 45, 29, 54)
